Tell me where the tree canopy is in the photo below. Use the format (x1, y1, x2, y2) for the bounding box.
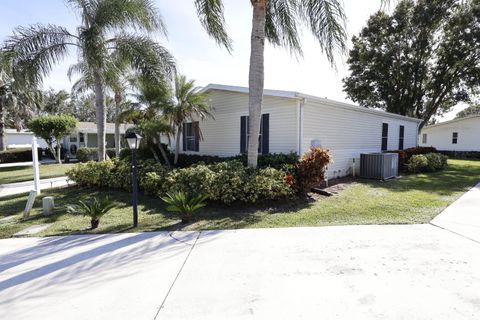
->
(343, 0, 480, 128)
(27, 114, 78, 163)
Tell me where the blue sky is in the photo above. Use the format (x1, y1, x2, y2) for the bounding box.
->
(0, 0, 464, 121)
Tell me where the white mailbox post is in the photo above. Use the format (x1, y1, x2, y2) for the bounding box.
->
(32, 136, 41, 195)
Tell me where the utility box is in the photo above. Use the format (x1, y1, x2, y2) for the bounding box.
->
(42, 197, 55, 216)
(360, 153, 399, 180)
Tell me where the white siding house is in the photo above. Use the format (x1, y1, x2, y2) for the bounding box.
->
(176, 84, 421, 178)
(419, 116, 480, 151)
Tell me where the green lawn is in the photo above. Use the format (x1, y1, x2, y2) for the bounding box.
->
(0, 163, 75, 184)
(0, 159, 479, 238)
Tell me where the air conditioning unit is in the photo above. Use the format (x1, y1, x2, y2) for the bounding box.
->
(360, 153, 399, 180)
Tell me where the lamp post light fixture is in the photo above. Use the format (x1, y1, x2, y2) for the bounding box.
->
(126, 132, 142, 227)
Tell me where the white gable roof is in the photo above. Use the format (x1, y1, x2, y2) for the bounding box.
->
(422, 115, 480, 129)
(202, 83, 422, 123)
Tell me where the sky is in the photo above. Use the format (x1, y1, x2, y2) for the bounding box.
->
(0, 0, 466, 122)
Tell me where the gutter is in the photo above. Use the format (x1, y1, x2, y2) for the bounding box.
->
(298, 98, 306, 156)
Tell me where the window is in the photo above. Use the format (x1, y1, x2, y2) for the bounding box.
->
(422, 133, 427, 144)
(182, 122, 200, 152)
(240, 114, 269, 155)
(381, 123, 389, 151)
(399, 125, 405, 150)
(452, 132, 458, 144)
(69, 135, 77, 143)
(79, 133, 85, 143)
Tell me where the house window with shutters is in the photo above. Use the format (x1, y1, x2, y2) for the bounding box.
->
(240, 114, 269, 155)
(398, 125, 405, 150)
(182, 122, 200, 152)
(381, 123, 389, 151)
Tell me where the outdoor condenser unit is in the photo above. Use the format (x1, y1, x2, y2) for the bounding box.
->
(360, 153, 399, 180)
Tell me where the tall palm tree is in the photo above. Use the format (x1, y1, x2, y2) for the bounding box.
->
(164, 74, 213, 165)
(194, 0, 349, 167)
(0, 51, 13, 151)
(5, 0, 175, 161)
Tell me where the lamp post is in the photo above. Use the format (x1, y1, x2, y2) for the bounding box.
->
(126, 132, 142, 227)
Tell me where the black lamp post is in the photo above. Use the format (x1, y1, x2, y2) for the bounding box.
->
(126, 132, 142, 227)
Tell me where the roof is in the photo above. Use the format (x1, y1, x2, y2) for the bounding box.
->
(202, 83, 423, 123)
(422, 115, 480, 129)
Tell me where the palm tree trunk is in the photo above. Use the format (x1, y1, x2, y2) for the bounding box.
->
(56, 140, 62, 164)
(114, 91, 122, 157)
(94, 72, 107, 161)
(247, 1, 267, 168)
(0, 100, 5, 151)
(174, 125, 182, 165)
(155, 135, 171, 167)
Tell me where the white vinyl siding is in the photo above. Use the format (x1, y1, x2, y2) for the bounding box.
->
(419, 116, 480, 151)
(182, 90, 298, 156)
(302, 100, 418, 178)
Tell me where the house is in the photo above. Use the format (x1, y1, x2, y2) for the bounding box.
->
(5, 122, 133, 157)
(61, 122, 133, 156)
(419, 115, 480, 151)
(176, 84, 422, 178)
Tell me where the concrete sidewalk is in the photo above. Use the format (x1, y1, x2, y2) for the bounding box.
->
(0, 177, 74, 198)
(431, 182, 480, 242)
(1, 225, 479, 320)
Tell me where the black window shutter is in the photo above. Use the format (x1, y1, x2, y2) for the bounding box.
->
(194, 122, 200, 152)
(240, 116, 247, 154)
(399, 125, 404, 150)
(182, 124, 187, 151)
(262, 114, 269, 155)
(381, 123, 388, 151)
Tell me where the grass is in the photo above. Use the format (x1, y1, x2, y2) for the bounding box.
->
(0, 163, 75, 184)
(0, 159, 479, 238)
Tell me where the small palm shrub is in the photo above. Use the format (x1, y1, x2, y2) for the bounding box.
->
(161, 191, 208, 223)
(67, 197, 116, 229)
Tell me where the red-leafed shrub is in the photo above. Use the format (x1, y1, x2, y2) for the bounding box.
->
(295, 147, 332, 194)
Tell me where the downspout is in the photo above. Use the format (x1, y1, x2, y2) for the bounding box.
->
(297, 98, 306, 157)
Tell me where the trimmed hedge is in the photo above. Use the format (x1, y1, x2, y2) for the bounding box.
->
(67, 159, 295, 205)
(439, 150, 480, 160)
(0, 148, 43, 164)
(76, 147, 116, 162)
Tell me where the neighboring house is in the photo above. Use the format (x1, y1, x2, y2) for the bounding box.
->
(419, 115, 480, 151)
(5, 122, 133, 157)
(175, 84, 422, 178)
(4, 129, 48, 149)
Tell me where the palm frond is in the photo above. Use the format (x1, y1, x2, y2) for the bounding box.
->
(5, 24, 77, 85)
(298, 0, 347, 65)
(195, 0, 233, 52)
(266, 0, 302, 56)
(93, 0, 166, 34)
(112, 34, 176, 82)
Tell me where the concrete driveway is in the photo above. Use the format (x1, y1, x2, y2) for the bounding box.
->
(1, 184, 479, 319)
(1, 225, 479, 320)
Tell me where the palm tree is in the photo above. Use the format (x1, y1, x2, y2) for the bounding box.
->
(0, 51, 13, 151)
(194, 0, 349, 167)
(5, 0, 175, 161)
(164, 74, 213, 165)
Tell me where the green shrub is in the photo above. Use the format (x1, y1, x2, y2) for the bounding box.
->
(66, 160, 116, 187)
(407, 155, 429, 173)
(67, 159, 295, 205)
(0, 148, 43, 163)
(388, 146, 438, 170)
(76, 147, 116, 162)
(424, 153, 448, 172)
